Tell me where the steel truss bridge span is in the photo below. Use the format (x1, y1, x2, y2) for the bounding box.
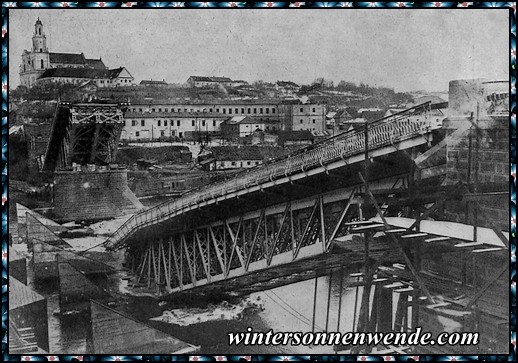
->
(105, 101, 438, 253)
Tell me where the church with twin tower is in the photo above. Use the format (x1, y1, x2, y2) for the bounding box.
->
(20, 18, 133, 88)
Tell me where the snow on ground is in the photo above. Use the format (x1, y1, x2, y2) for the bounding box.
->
(88, 215, 133, 236)
(10, 243, 29, 258)
(370, 216, 507, 247)
(150, 298, 264, 326)
(63, 236, 107, 252)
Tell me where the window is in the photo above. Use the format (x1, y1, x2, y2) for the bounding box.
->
(255, 161, 260, 165)
(141, 120, 145, 126)
(213, 120, 216, 127)
(136, 131, 140, 137)
(139, 108, 143, 112)
(164, 120, 168, 126)
(247, 161, 251, 166)
(313, 119, 316, 124)
(177, 120, 181, 127)
(152, 108, 156, 112)
(231, 161, 236, 166)
(272, 108, 276, 114)
(223, 109, 226, 114)
(157, 120, 161, 126)
(241, 108, 245, 114)
(229, 109, 232, 114)
(132, 120, 137, 126)
(158, 108, 162, 112)
(202, 120, 206, 127)
(192, 120, 195, 126)
(266, 108, 269, 114)
(300, 108, 304, 112)
(248, 108, 251, 114)
(260, 108, 263, 114)
(254, 108, 257, 114)
(210, 108, 213, 112)
(160, 130, 165, 137)
(300, 120, 303, 124)
(312, 108, 316, 112)
(235, 108, 238, 114)
(216, 108, 220, 113)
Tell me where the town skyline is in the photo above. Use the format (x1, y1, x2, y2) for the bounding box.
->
(9, 9, 508, 92)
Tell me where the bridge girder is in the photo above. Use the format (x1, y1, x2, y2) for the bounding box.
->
(128, 187, 369, 295)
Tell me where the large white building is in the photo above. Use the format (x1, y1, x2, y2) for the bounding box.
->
(20, 18, 133, 88)
(122, 112, 229, 141)
(125, 100, 327, 135)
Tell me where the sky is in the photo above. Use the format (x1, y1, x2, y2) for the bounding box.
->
(8, 8, 509, 92)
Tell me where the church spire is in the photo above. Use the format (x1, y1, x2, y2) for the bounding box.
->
(33, 18, 47, 53)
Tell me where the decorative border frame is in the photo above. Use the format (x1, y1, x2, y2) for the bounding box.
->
(1, 2, 515, 361)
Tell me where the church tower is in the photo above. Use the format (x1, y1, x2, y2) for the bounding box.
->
(32, 18, 48, 53)
(20, 18, 50, 88)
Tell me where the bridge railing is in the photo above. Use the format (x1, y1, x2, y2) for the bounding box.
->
(105, 102, 434, 249)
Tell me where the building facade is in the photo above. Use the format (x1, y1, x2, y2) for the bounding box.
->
(125, 100, 324, 133)
(220, 116, 269, 140)
(290, 104, 326, 133)
(186, 76, 232, 88)
(122, 112, 229, 141)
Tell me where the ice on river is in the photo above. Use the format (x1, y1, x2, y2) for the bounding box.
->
(149, 298, 264, 326)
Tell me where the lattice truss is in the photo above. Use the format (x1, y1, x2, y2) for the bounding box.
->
(127, 188, 365, 293)
(45, 104, 124, 170)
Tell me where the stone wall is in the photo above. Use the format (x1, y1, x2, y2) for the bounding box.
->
(53, 168, 142, 222)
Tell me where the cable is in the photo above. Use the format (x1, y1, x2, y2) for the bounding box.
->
(265, 290, 326, 331)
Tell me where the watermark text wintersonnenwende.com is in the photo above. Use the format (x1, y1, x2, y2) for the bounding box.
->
(228, 327, 479, 347)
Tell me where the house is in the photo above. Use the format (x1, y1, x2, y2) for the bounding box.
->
(202, 146, 285, 171)
(220, 116, 265, 140)
(291, 103, 326, 134)
(186, 76, 232, 88)
(229, 80, 249, 87)
(275, 80, 300, 96)
(140, 79, 168, 87)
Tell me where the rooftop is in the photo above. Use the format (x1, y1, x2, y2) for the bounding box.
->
(209, 146, 286, 162)
(140, 80, 168, 85)
(49, 52, 86, 65)
(273, 130, 315, 142)
(39, 67, 127, 80)
(361, 110, 386, 122)
(189, 76, 232, 82)
(124, 111, 230, 119)
(276, 80, 300, 88)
